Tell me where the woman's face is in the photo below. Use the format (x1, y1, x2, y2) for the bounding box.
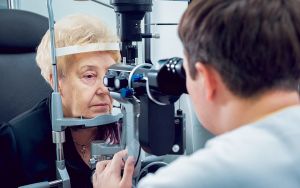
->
(59, 51, 115, 118)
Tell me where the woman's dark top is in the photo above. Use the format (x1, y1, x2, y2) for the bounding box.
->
(0, 97, 120, 188)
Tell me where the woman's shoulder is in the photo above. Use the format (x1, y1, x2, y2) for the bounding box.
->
(0, 121, 15, 145)
(2, 97, 52, 145)
(9, 98, 51, 128)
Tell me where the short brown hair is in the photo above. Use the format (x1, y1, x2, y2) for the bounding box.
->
(179, 0, 300, 97)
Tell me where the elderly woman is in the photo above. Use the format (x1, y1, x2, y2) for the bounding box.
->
(0, 14, 120, 188)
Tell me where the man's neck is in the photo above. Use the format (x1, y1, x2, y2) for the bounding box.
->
(219, 90, 299, 134)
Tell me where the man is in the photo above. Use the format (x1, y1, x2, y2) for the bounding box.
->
(93, 0, 300, 187)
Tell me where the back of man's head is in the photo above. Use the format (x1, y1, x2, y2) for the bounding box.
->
(179, 0, 300, 98)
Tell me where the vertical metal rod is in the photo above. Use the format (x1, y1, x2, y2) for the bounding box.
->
(52, 131, 66, 160)
(144, 12, 152, 64)
(56, 143, 64, 160)
(7, 0, 19, 9)
(7, 0, 11, 9)
(47, 0, 59, 93)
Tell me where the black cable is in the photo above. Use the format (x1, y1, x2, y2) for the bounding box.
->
(134, 145, 141, 167)
(90, 0, 114, 9)
(298, 81, 300, 102)
(144, 23, 178, 26)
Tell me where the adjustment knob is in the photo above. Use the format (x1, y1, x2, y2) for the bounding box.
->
(103, 71, 117, 88)
(114, 76, 128, 90)
(120, 88, 134, 98)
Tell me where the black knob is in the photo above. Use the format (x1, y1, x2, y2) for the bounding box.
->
(103, 71, 117, 88)
(114, 76, 128, 90)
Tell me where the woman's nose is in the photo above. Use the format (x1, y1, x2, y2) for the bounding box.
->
(96, 81, 109, 95)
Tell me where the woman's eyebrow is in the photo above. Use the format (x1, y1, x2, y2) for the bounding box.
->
(79, 65, 98, 73)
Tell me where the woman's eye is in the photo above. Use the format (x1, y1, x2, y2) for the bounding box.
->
(82, 73, 97, 84)
(84, 74, 95, 79)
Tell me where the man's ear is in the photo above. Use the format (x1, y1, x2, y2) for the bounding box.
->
(194, 63, 217, 101)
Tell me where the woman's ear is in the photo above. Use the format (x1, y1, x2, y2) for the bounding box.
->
(49, 74, 54, 89)
(194, 63, 217, 101)
(49, 74, 63, 96)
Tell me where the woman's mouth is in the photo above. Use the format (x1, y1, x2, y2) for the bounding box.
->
(90, 103, 110, 113)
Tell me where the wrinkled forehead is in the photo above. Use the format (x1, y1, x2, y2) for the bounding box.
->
(56, 42, 119, 74)
(60, 51, 116, 75)
(74, 52, 115, 69)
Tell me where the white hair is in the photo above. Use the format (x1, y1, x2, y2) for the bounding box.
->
(36, 14, 120, 84)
